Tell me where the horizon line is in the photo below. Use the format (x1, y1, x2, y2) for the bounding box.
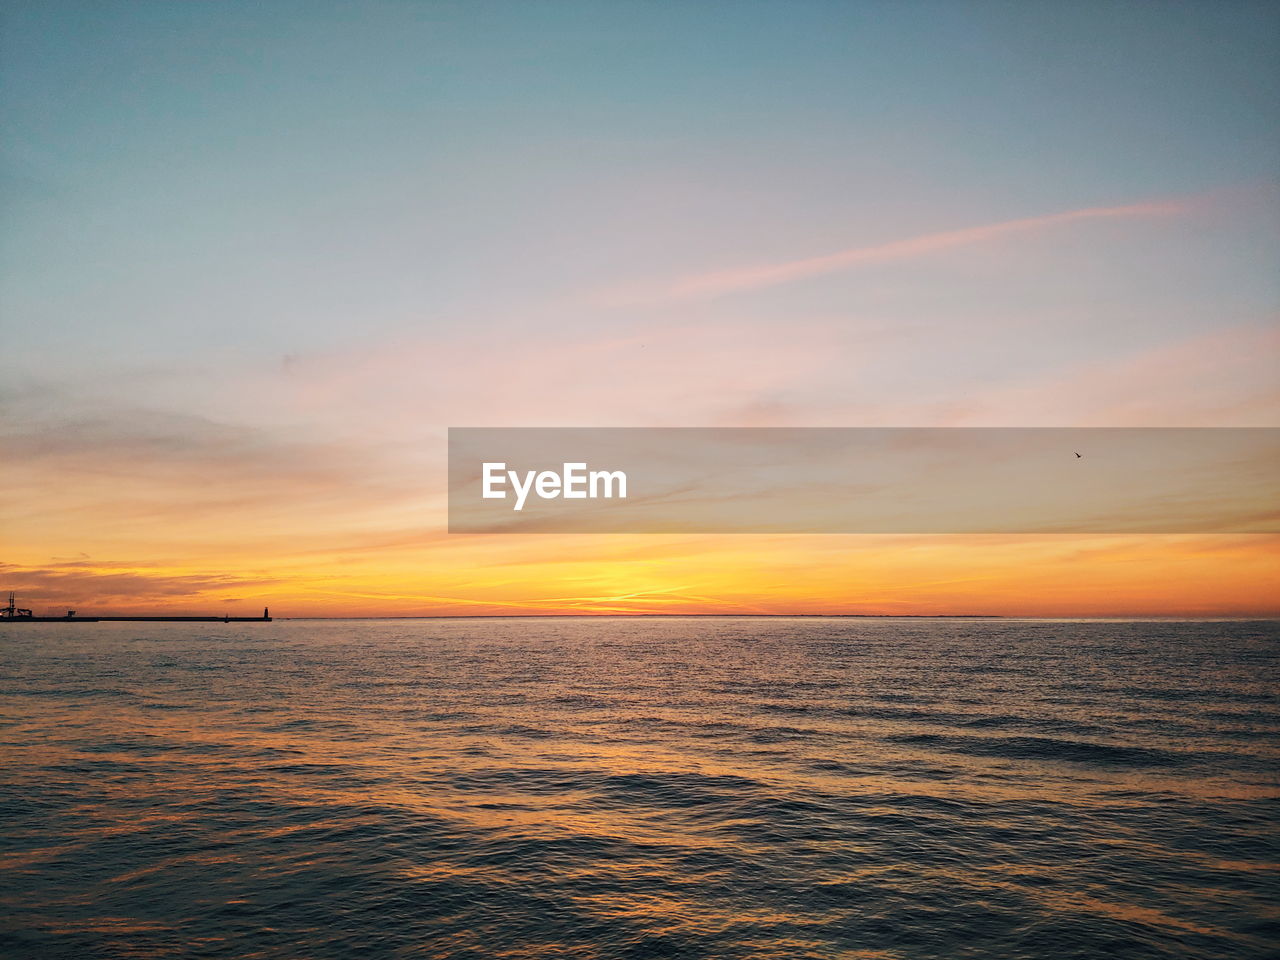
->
(248, 612, 1280, 621)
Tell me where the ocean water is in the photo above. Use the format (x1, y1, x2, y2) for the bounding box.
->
(1, 617, 1277, 959)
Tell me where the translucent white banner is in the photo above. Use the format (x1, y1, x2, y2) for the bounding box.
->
(448, 428, 1280, 534)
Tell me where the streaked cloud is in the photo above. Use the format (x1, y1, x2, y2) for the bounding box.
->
(0, 560, 281, 614)
(593, 198, 1191, 307)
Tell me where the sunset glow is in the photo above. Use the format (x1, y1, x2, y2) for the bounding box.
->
(3, 2, 1277, 618)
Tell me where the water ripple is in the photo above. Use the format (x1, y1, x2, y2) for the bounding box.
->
(1, 618, 1276, 959)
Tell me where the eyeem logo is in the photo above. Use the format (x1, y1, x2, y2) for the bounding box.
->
(482, 462, 628, 511)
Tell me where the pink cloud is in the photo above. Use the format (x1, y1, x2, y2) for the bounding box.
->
(883, 321, 1280, 427)
(592, 198, 1191, 306)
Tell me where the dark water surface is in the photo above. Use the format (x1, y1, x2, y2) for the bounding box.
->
(1, 618, 1277, 959)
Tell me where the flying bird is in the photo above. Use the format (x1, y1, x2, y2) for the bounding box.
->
(1075, 452, 1082, 458)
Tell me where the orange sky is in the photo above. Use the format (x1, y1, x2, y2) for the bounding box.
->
(5, 524, 1278, 619)
(5, 7, 1278, 618)
(6, 287, 1279, 618)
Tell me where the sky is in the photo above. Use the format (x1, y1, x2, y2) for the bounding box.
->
(2, 0, 1278, 616)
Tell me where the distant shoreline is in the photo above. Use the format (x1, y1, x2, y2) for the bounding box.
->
(9, 613, 1278, 622)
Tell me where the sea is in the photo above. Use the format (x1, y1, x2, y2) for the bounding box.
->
(1, 617, 1276, 959)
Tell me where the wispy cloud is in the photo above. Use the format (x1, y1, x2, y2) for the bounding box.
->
(0, 560, 281, 613)
(596, 198, 1189, 306)
(0, 386, 432, 559)
(908, 321, 1280, 427)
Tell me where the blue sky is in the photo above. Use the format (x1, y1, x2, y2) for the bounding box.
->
(4, 0, 1277, 366)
